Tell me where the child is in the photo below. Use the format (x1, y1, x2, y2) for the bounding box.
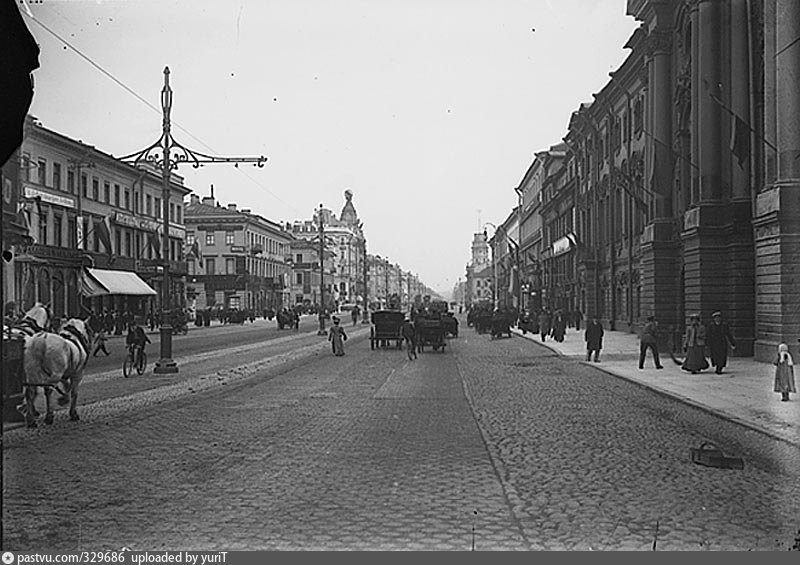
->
(774, 343, 796, 402)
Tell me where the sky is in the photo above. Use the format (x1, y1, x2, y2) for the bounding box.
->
(21, 0, 640, 298)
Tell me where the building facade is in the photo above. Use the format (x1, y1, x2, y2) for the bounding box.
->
(184, 193, 291, 315)
(3, 116, 189, 320)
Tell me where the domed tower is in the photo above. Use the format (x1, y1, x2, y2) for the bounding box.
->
(340, 189, 359, 229)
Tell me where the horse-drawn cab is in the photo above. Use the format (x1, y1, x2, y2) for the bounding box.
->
(370, 310, 404, 350)
(490, 309, 513, 339)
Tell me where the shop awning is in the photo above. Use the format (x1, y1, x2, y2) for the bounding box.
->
(80, 268, 157, 297)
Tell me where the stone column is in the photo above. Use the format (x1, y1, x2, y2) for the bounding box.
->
(640, 27, 681, 333)
(754, 0, 800, 361)
(725, 0, 756, 354)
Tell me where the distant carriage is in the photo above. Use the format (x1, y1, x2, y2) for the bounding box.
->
(370, 310, 404, 350)
(490, 311, 513, 339)
(415, 317, 446, 352)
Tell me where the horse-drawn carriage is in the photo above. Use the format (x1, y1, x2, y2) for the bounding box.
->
(276, 309, 299, 330)
(490, 311, 513, 339)
(440, 312, 459, 337)
(370, 310, 404, 350)
(415, 317, 447, 352)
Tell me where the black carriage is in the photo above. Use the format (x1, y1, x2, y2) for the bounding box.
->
(441, 313, 459, 338)
(517, 313, 538, 335)
(416, 317, 446, 352)
(370, 310, 404, 350)
(473, 311, 493, 334)
(2, 334, 25, 423)
(490, 312, 513, 339)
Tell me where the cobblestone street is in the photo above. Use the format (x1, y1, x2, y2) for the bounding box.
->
(3, 326, 799, 551)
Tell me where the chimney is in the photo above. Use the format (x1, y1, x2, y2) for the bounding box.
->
(241, 208, 251, 214)
(227, 203, 237, 211)
(201, 196, 215, 206)
(190, 194, 200, 205)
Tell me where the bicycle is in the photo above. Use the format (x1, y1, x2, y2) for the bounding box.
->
(123, 344, 147, 377)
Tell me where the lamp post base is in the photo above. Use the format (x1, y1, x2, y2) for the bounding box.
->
(153, 324, 179, 374)
(317, 315, 327, 336)
(154, 358, 179, 374)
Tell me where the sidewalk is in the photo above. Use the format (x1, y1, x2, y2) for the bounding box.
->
(513, 326, 800, 448)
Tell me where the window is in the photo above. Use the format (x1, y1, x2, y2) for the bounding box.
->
(296, 253, 303, 264)
(125, 231, 132, 256)
(155, 198, 161, 218)
(186, 233, 195, 245)
(92, 178, 99, 200)
(54, 214, 62, 247)
(81, 174, 88, 198)
(23, 153, 32, 181)
(38, 210, 47, 244)
(115, 230, 121, 255)
(206, 232, 215, 245)
(205, 258, 215, 274)
(104, 182, 110, 203)
(176, 205, 182, 224)
(114, 184, 120, 207)
(134, 191, 139, 214)
(296, 272, 303, 285)
(68, 218, 76, 248)
(67, 170, 75, 194)
(226, 258, 235, 274)
(225, 231, 235, 245)
(146, 194, 152, 216)
(52, 163, 61, 191)
(37, 158, 46, 185)
(124, 189, 130, 210)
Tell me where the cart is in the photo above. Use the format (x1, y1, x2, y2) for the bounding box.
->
(370, 310, 404, 350)
(490, 312, 513, 339)
(441, 313, 459, 337)
(416, 317, 446, 352)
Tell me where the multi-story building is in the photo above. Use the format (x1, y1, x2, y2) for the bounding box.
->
(488, 207, 521, 310)
(502, 0, 800, 362)
(291, 191, 366, 309)
(184, 192, 291, 314)
(287, 236, 335, 310)
(464, 232, 493, 308)
(4, 116, 189, 320)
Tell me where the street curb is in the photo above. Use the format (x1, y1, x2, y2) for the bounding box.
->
(510, 327, 800, 449)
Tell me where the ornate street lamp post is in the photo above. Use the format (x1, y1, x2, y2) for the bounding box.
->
(120, 67, 266, 374)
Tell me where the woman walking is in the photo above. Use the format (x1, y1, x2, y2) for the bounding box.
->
(328, 316, 348, 357)
(584, 315, 604, 362)
(682, 313, 709, 374)
(774, 343, 796, 402)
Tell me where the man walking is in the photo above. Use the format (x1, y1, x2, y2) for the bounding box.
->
(400, 316, 417, 360)
(585, 314, 604, 362)
(538, 310, 551, 342)
(639, 315, 663, 369)
(707, 311, 736, 374)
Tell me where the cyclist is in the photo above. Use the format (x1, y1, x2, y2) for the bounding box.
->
(125, 321, 151, 369)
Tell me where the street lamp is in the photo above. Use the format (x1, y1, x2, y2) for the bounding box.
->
(121, 67, 266, 374)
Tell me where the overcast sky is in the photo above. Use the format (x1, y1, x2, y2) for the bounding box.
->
(22, 0, 639, 297)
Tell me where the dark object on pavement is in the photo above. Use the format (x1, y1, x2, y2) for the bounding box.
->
(691, 442, 744, 470)
(490, 312, 513, 339)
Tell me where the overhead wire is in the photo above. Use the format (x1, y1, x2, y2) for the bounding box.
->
(20, 3, 301, 215)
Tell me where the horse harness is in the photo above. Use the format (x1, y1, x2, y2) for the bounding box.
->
(59, 324, 91, 372)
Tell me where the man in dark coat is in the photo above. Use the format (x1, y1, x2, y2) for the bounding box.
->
(706, 311, 736, 374)
(538, 310, 551, 342)
(585, 315, 604, 362)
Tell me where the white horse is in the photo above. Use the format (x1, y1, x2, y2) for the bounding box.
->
(3, 302, 52, 339)
(22, 318, 92, 427)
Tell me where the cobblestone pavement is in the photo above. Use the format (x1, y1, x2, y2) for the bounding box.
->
(456, 331, 800, 551)
(3, 327, 800, 551)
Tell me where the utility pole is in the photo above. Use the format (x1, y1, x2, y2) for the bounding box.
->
(121, 67, 266, 374)
(317, 203, 327, 336)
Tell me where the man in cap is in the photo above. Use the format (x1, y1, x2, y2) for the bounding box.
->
(707, 311, 736, 374)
